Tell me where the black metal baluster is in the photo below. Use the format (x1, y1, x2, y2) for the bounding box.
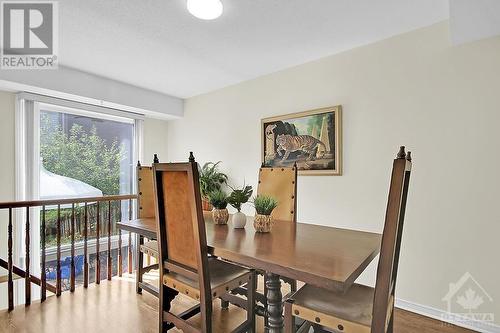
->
(84, 203, 89, 288)
(107, 200, 112, 280)
(70, 203, 76, 292)
(8, 207, 13, 311)
(118, 201, 123, 277)
(56, 205, 62, 296)
(25, 207, 31, 305)
(96, 202, 100, 284)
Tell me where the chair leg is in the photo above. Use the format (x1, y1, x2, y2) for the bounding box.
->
(290, 279, 297, 293)
(159, 283, 178, 332)
(145, 238, 151, 266)
(387, 307, 394, 333)
(136, 235, 144, 294)
(284, 299, 295, 333)
(247, 270, 257, 333)
(221, 298, 230, 310)
(200, 298, 213, 333)
(311, 324, 328, 333)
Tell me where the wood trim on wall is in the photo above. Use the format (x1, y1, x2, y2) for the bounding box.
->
(395, 298, 500, 333)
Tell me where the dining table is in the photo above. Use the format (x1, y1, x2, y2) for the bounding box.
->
(117, 212, 381, 333)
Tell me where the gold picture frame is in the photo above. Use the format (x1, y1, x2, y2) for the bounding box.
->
(261, 106, 342, 176)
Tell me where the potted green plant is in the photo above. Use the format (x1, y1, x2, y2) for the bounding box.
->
(208, 190, 229, 225)
(199, 161, 228, 211)
(253, 195, 279, 232)
(227, 184, 253, 228)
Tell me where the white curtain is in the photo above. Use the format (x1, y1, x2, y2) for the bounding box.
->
(14, 96, 41, 304)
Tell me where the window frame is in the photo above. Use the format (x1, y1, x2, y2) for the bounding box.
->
(15, 94, 143, 304)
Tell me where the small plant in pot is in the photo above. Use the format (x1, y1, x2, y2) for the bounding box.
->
(199, 162, 228, 211)
(253, 195, 279, 232)
(208, 190, 229, 225)
(227, 184, 253, 228)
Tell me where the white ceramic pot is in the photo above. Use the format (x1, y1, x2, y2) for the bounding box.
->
(232, 211, 247, 228)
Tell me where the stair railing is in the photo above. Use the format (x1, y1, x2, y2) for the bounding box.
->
(0, 194, 138, 311)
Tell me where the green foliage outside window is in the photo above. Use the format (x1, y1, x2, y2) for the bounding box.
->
(40, 113, 126, 195)
(40, 113, 127, 247)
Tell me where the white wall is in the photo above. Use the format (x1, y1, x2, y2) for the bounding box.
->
(167, 22, 500, 326)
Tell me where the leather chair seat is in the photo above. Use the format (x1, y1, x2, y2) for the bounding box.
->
(291, 283, 375, 329)
(163, 257, 252, 301)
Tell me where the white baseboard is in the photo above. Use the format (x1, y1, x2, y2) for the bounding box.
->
(396, 298, 500, 333)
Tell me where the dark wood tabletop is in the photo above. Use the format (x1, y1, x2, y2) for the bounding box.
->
(117, 213, 381, 292)
(117, 217, 157, 239)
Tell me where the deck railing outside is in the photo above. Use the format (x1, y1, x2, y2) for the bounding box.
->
(0, 194, 138, 311)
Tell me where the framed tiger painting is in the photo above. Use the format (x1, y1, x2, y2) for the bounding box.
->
(261, 106, 342, 175)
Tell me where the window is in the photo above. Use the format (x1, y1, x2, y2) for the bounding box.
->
(40, 104, 135, 198)
(15, 95, 143, 299)
(40, 104, 137, 287)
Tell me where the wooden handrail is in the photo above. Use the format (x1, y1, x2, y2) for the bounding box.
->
(1, 194, 138, 311)
(0, 194, 137, 209)
(0, 258, 57, 294)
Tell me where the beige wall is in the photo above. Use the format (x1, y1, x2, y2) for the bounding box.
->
(167, 22, 500, 325)
(143, 118, 169, 164)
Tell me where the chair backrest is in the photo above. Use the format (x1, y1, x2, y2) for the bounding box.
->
(257, 164, 298, 222)
(371, 147, 412, 332)
(153, 153, 211, 299)
(138, 165, 155, 218)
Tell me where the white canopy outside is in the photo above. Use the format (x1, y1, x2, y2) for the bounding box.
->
(40, 164, 103, 203)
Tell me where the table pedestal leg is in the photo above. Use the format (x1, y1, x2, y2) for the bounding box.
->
(265, 272, 283, 333)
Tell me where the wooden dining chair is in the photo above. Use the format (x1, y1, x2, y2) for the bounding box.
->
(222, 164, 299, 318)
(135, 155, 160, 296)
(154, 153, 256, 333)
(257, 164, 298, 223)
(284, 146, 412, 333)
(256, 164, 298, 323)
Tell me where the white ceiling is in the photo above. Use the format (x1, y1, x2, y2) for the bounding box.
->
(60, 0, 449, 98)
(450, 0, 500, 45)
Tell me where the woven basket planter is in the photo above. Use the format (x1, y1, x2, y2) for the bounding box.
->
(212, 208, 229, 225)
(202, 198, 213, 211)
(253, 214, 274, 233)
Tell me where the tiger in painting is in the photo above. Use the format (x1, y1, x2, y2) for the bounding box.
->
(276, 134, 327, 162)
(265, 124, 277, 140)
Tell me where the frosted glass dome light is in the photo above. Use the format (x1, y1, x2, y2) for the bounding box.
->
(187, 0, 223, 20)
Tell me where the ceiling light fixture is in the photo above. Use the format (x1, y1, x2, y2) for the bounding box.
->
(187, 0, 223, 20)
